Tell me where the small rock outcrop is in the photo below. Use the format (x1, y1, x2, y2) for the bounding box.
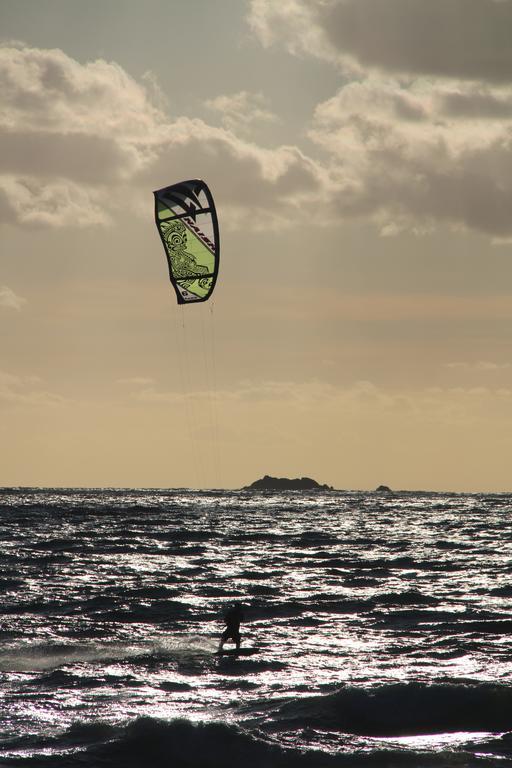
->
(375, 485, 392, 493)
(244, 475, 333, 491)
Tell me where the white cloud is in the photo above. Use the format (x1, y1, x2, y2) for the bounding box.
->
(4, 35, 512, 239)
(0, 44, 163, 227)
(0, 44, 163, 138)
(0, 43, 329, 231)
(0, 285, 25, 310)
(0, 175, 110, 227)
(0, 370, 67, 407)
(140, 117, 329, 229)
(206, 91, 278, 134)
(248, 0, 339, 65)
(309, 77, 512, 236)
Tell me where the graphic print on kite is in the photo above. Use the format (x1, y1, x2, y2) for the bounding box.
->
(153, 179, 219, 304)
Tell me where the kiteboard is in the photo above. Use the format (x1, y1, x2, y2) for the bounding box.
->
(215, 648, 259, 657)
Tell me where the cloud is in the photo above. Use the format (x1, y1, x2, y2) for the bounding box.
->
(4, 37, 512, 238)
(247, 2, 512, 237)
(249, 0, 512, 82)
(0, 175, 110, 227)
(206, 91, 278, 134)
(322, 0, 512, 82)
(0, 43, 329, 231)
(0, 370, 67, 407)
(309, 77, 512, 236)
(0, 44, 162, 137)
(141, 117, 329, 229)
(312, 293, 512, 322)
(0, 285, 25, 310)
(445, 361, 512, 371)
(1, 131, 138, 184)
(124, 377, 512, 437)
(117, 377, 156, 387)
(0, 44, 162, 227)
(248, 0, 339, 64)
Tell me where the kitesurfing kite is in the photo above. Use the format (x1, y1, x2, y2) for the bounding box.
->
(153, 179, 219, 304)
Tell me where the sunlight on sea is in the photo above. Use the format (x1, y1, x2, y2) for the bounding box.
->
(0, 487, 511, 766)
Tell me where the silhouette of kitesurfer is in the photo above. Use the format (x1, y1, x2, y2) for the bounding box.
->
(219, 603, 244, 651)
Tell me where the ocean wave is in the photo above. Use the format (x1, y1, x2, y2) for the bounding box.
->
(371, 608, 508, 628)
(271, 681, 512, 736)
(490, 586, 512, 597)
(0, 718, 330, 767)
(32, 668, 142, 690)
(0, 716, 494, 767)
(374, 590, 439, 607)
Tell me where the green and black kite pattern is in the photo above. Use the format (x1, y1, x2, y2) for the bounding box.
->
(153, 179, 220, 304)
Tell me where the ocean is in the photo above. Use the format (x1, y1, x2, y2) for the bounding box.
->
(0, 487, 511, 766)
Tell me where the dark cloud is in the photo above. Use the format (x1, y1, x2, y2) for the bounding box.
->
(0, 185, 15, 223)
(437, 88, 512, 119)
(321, 0, 512, 81)
(0, 131, 134, 183)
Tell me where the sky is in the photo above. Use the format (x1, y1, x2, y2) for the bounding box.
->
(1, 0, 512, 491)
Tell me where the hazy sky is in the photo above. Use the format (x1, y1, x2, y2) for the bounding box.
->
(1, 0, 512, 491)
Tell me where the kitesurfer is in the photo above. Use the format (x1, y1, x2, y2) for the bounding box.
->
(219, 603, 244, 651)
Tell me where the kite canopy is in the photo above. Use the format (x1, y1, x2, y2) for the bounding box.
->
(153, 179, 220, 304)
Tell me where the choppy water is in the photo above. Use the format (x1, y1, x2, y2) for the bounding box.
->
(0, 488, 511, 766)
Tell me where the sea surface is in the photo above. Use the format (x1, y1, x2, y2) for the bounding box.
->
(0, 488, 511, 766)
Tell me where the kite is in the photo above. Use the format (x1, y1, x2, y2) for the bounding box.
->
(153, 179, 220, 304)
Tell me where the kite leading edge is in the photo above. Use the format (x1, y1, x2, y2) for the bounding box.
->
(153, 179, 220, 304)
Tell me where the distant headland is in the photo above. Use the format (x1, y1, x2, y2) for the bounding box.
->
(243, 475, 334, 491)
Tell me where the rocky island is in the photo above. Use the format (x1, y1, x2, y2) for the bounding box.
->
(244, 475, 333, 491)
